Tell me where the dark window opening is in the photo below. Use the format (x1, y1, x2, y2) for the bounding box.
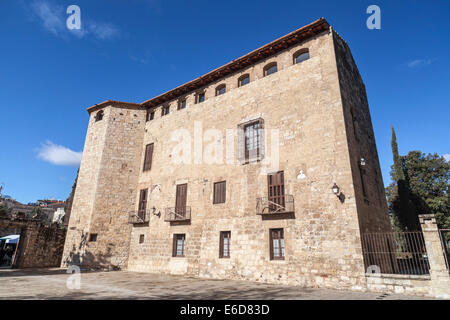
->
(173, 234, 186, 257)
(178, 99, 187, 110)
(268, 171, 285, 211)
(161, 105, 170, 116)
(216, 84, 226, 96)
(143, 143, 154, 172)
(196, 92, 205, 104)
(213, 181, 226, 204)
(358, 161, 368, 200)
(175, 183, 188, 219)
(219, 231, 231, 258)
(89, 233, 98, 242)
(293, 49, 310, 64)
(95, 110, 104, 122)
(146, 109, 155, 122)
(138, 189, 148, 220)
(269, 228, 284, 260)
(139, 234, 145, 244)
(238, 74, 250, 87)
(264, 63, 277, 76)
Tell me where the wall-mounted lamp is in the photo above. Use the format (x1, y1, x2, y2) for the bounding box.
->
(151, 206, 161, 218)
(360, 157, 366, 166)
(332, 183, 345, 203)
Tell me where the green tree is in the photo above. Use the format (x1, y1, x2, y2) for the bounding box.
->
(403, 151, 450, 229)
(386, 131, 450, 230)
(388, 126, 419, 230)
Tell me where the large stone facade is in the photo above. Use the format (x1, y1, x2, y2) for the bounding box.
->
(62, 19, 392, 290)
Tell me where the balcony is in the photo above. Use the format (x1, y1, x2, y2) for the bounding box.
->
(164, 207, 191, 222)
(256, 195, 294, 215)
(128, 210, 150, 224)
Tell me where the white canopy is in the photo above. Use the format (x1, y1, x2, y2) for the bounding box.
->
(0, 235, 20, 244)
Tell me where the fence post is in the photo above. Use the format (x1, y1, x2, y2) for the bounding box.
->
(419, 214, 450, 298)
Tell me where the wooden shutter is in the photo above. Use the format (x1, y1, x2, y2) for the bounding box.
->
(268, 171, 285, 211)
(219, 232, 224, 258)
(175, 184, 187, 218)
(214, 181, 226, 204)
(269, 229, 274, 260)
(138, 189, 148, 219)
(172, 235, 177, 257)
(143, 143, 154, 171)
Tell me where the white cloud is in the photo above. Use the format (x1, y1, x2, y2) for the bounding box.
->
(443, 154, 450, 162)
(30, 0, 65, 36)
(407, 58, 433, 68)
(88, 22, 121, 40)
(28, 0, 120, 41)
(37, 141, 82, 166)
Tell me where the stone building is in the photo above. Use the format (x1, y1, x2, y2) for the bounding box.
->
(62, 18, 393, 290)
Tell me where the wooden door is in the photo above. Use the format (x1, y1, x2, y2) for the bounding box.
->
(268, 171, 285, 211)
(175, 184, 187, 218)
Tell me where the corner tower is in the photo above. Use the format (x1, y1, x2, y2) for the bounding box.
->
(62, 100, 146, 269)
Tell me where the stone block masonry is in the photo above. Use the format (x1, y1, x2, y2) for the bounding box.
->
(62, 18, 404, 293)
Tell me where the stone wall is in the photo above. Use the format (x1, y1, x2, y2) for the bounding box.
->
(0, 218, 66, 268)
(64, 24, 394, 291)
(62, 103, 146, 269)
(124, 29, 377, 290)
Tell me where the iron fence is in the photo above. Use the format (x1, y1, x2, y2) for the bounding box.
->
(439, 229, 450, 271)
(362, 231, 430, 275)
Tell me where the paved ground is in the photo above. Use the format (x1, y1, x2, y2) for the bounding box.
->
(0, 268, 432, 300)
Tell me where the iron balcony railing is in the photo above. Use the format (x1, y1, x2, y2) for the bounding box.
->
(128, 210, 150, 224)
(256, 195, 294, 215)
(362, 231, 430, 275)
(164, 206, 191, 222)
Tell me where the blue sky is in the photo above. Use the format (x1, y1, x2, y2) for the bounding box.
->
(0, 0, 449, 203)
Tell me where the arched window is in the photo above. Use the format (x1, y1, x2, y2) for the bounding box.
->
(263, 62, 277, 77)
(238, 74, 250, 87)
(216, 84, 226, 96)
(293, 49, 310, 64)
(95, 110, 104, 122)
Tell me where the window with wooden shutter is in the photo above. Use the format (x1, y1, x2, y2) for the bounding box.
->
(138, 189, 148, 220)
(268, 171, 285, 211)
(175, 184, 187, 218)
(269, 228, 285, 260)
(219, 231, 231, 258)
(213, 181, 226, 204)
(173, 234, 186, 257)
(143, 143, 154, 172)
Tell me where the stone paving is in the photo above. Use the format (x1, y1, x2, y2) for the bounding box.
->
(0, 268, 433, 300)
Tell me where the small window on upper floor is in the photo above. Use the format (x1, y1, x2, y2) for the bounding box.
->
(263, 62, 277, 77)
(146, 109, 155, 122)
(238, 74, 250, 87)
(293, 49, 310, 64)
(161, 105, 170, 116)
(196, 91, 205, 104)
(95, 110, 104, 122)
(215, 84, 226, 96)
(178, 99, 187, 110)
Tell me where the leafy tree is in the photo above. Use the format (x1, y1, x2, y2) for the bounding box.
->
(386, 128, 449, 230)
(403, 151, 449, 229)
